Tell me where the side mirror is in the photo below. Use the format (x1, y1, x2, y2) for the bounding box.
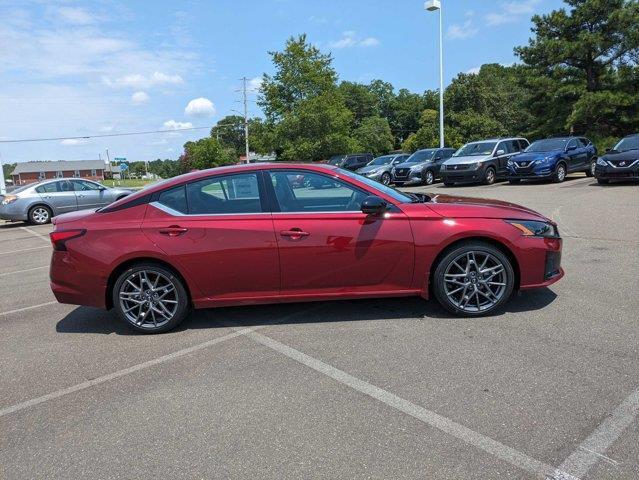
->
(566, 145, 577, 151)
(361, 195, 387, 215)
(495, 149, 505, 156)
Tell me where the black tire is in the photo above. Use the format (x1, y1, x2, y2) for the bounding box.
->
(585, 161, 596, 177)
(424, 170, 435, 185)
(597, 178, 609, 185)
(113, 262, 190, 334)
(552, 163, 567, 183)
(28, 205, 52, 225)
(443, 181, 454, 187)
(483, 167, 496, 185)
(432, 241, 515, 317)
(508, 178, 521, 184)
(380, 172, 391, 186)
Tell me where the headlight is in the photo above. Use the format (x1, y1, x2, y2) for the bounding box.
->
(471, 162, 482, 170)
(596, 158, 607, 166)
(1, 195, 18, 205)
(506, 220, 558, 238)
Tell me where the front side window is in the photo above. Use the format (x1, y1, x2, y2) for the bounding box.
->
(72, 180, 101, 191)
(567, 139, 578, 150)
(270, 171, 368, 213)
(187, 173, 262, 215)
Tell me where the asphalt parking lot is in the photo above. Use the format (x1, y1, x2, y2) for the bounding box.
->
(1, 175, 638, 480)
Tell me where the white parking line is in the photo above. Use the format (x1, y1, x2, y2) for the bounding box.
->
(0, 266, 48, 277)
(557, 385, 639, 478)
(20, 226, 51, 243)
(244, 329, 576, 480)
(0, 301, 59, 316)
(0, 245, 49, 255)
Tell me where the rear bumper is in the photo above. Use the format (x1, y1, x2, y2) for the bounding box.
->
(50, 251, 107, 308)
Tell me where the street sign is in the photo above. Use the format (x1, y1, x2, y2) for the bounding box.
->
(119, 163, 129, 171)
(114, 157, 126, 162)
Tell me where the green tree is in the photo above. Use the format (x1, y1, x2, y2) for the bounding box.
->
(353, 116, 394, 156)
(148, 159, 182, 178)
(211, 115, 246, 154)
(515, 0, 639, 138)
(402, 109, 463, 152)
(3, 162, 16, 180)
(260, 34, 337, 121)
(181, 137, 237, 171)
(337, 81, 378, 126)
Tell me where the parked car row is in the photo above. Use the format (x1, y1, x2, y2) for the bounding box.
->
(351, 133, 638, 187)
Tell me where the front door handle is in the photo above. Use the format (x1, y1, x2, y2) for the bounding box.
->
(280, 228, 310, 240)
(159, 226, 188, 237)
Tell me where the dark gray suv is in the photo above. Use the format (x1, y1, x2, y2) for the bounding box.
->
(392, 148, 456, 186)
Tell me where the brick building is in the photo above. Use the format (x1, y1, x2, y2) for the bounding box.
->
(10, 160, 112, 185)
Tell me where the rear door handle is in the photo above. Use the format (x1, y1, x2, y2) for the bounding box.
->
(159, 226, 188, 237)
(280, 228, 310, 240)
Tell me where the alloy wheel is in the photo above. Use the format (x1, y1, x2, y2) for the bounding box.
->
(557, 165, 566, 182)
(381, 172, 391, 185)
(485, 168, 496, 185)
(32, 207, 49, 224)
(442, 250, 508, 313)
(425, 170, 434, 185)
(591, 162, 596, 176)
(118, 269, 179, 330)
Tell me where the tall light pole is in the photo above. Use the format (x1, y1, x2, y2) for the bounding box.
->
(425, 0, 444, 148)
(0, 153, 6, 195)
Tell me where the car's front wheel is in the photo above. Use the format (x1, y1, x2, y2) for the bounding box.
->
(113, 263, 190, 333)
(432, 241, 515, 316)
(424, 170, 435, 185)
(483, 167, 496, 185)
(28, 205, 52, 225)
(553, 163, 567, 183)
(380, 172, 391, 185)
(586, 161, 596, 177)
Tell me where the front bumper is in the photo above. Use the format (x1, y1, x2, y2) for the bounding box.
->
(440, 168, 483, 184)
(595, 164, 639, 180)
(518, 236, 564, 289)
(0, 204, 28, 221)
(507, 165, 555, 179)
(392, 169, 423, 185)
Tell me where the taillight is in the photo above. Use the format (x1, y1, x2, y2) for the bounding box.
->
(49, 229, 86, 251)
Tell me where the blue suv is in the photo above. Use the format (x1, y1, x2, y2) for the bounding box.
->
(507, 137, 597, 183)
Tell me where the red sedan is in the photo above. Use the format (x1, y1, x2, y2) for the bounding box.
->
(49, 163, 564, 333)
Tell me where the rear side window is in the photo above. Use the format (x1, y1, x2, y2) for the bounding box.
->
(158, 185, 188, 214)
(186, 173, 262, 215)
(36, 183, 58, 193)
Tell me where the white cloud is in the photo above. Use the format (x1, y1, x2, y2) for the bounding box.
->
(248, 76, 263, 92)
(184, 97, 215, 117)
(131, 91, 150, 105)
(447, 20, 478, 40)
(466, 66, 481, 75)
(485, 0, 542, 26)
(329, 31, 380, 49)
(55, 7, 97, 25)
(103, 72, 184, 89)
(163, 120, 193, 130)
(60, 138, 89, 146)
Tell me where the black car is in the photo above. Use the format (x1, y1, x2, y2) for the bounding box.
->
(326, 153, 374, 171)
(392, 148, 456, 186)
(594, 134, 639, 184)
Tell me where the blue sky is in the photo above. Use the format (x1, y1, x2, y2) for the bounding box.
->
(0, 0, 565, 164)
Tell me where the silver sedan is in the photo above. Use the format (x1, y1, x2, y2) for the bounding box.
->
(0, 178, 131, 224)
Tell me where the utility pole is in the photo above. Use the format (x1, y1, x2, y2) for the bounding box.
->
(242, 77, 250, 163)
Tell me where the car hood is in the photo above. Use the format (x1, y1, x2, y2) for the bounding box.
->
(512, 151, 560, 161)
(423, 193, 551, 222)
(394, 161, 425, 169)
(357, 165, 387, 174)
(602, 149, 639, 162)
(443, 154, 491, 166)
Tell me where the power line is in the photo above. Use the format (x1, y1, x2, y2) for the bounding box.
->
(0, 126, 213, 144)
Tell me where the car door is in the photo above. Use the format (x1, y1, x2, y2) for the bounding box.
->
(142, 171, 280, 301)
(565, 139, 583, 171)
(71, 180, 109, 209)
(432, 149, 447, 176)
(493, 141, 510, 176)
(268, 169, 414, 294)
(36, 180, 78, 215)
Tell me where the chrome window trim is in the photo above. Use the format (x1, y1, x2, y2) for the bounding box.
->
(149, 201, 268, 217)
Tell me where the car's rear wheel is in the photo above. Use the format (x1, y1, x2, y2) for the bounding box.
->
(113, 263, 189, 333)
(553, 163, 566, 183)
(432, 242, 515, 317)
(380, 172, 391, 185)
(586, 161, 596, 177)
(424, 170, 435, 185)
(28, 205, 52, 225)
(483, 167, 496, 185)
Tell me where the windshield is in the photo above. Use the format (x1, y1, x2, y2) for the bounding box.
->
(327, 156, 345, 166)
(368, 155, 393, 166)
(613, 136, 639, 152)
(9, 183, 35, 194)
(405, 149, 436, 163)
(338, 168, 414, 203)
(454, 142, 497, 157)
(525, 138, 569, 152)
